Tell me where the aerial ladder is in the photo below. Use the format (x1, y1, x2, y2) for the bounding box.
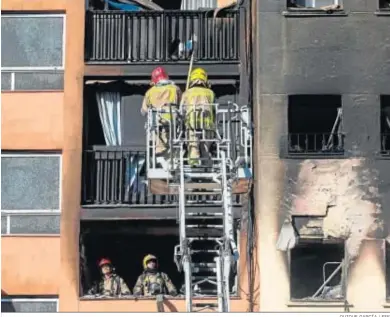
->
(146, 102, 252, 312)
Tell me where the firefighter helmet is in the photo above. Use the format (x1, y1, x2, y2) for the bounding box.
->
(189, 68, 208, 84)
(143, 254, 158, 269)
(98, 258, 112, 267)
(151, 67, 169, 85)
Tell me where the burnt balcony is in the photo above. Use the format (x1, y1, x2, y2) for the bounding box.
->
(287, 133, 345, 156)
(84, 10, 241, 64)
(81, 146, 243, 219)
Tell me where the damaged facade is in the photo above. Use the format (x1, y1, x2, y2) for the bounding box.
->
(2, 0, 390, 313)
(255, 0, 390, 311)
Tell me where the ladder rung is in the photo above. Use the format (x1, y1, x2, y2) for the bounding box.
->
(193, 303, 218, 308)
(188, 212, 223, 215)
(186, 225, 223, 228)
(191, 250, 219, 254)
(189, 237, 222, 241)
(192, 276, 217, 280)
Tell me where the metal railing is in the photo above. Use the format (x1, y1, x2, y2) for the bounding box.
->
(381, 133, 390, 155)
(288, 133, 345, 155)
(82, 147, 242, 206)
(85, 10, 240, 63)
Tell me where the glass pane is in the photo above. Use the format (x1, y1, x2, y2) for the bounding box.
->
(1, 216, 7, 234)
(1, 300, 57, 312)
(9, 215, 60, 234)
(1, 72, 12, 91)
(1, 156, 60, 210)
(2, 15, 63, 67)
(14, 72, 64, 90)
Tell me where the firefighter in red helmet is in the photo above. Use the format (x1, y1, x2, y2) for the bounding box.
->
(87, 258, 131, 297)
(141, 67, 182, 168)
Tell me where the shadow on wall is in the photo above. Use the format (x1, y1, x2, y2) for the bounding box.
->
(1, 290, 16, 312)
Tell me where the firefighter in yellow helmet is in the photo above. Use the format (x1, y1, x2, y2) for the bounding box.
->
(141, 67, 182, 168)
(181, 68, 215, 166)
(133, 254, 177, 297)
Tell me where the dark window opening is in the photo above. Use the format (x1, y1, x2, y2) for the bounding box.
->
(288, 95, 344, 155)
(290, 242, 345, 301)
(380, 0, 390, 9)
(80, 220, 238, 298)
(287, 0, 342, 10)
(381, 96, 390, 155)
(153, 0, 182, 10)
(386, 242, 390, 299)
(80, 220, 183, 298)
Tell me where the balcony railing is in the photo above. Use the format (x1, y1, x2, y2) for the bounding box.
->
(85, 10, 240, 63)
(288, 133, 345, 155)
(381, 133, 390, 155)
(82, 146, 242, 206)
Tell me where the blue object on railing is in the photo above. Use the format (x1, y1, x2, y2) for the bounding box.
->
(105, 0, 142, 11)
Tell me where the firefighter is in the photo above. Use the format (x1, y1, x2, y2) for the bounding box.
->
(141, 67, 182, 168)
(87, 258, 131, 297)
(133, 254, 178, 297)
(181, 68, 215, 167)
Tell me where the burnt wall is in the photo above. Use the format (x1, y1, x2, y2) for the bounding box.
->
(257, 0, 390, 155)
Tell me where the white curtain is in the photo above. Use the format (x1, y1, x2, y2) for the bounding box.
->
(96, 91, 145, 196)
(96, 91, 122, 146)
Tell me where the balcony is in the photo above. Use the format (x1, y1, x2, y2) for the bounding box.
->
(287, 133, 345, 157)
(84, 10, 240, 64)
(81, 146, 243, 219)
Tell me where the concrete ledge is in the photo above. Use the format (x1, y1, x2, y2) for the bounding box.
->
(282, 10, 348, 17)
(287, 300, 352, 308)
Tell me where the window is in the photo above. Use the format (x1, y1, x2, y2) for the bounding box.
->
(381, 96, 390, 155)
(290, 242, 345, 301)
(287, 0, 341, 9)
(1, 297, 58, 312)
(80, 220, 238, 298)
(287, 95, 344, 155)
(1, 14, 65, 91)
(1, 153, 61, 235)
(380, 0, 390, 10)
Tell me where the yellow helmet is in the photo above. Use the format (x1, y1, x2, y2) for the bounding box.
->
(143, 254, 158, 269)
(189, 68, 208, 84)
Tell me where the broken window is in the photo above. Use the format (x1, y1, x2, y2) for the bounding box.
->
(287, 0, 342, 10)
(290, 242, 345, 301)
(381, 96, 390, 155)
(380, 0, 390, 9)
(288, 95, 344, 155)
(80, 220, 239, 298)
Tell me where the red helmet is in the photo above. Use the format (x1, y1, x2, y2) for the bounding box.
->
(151, 67, 168, 85)
(98, 258, 112, 267)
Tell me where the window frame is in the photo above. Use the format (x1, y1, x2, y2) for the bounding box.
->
(289, 0, 340, 8)
(1, 297, 59, 312)
(1, 153, 62, 236)
(1, 13, 66, 91)
(288, 240, 347, 302)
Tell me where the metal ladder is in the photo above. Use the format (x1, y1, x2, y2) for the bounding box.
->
(173, 148, 238, 312)
(146, 102, 252, 312)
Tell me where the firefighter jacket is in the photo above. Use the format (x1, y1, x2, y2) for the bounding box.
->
(181, 86, 215, 130)
(133, 270, 177, 296)
(87, 273, 131, 296)
(141, 82, 182, 122)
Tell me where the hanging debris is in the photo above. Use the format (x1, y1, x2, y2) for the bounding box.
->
(280, 158, 384, 260)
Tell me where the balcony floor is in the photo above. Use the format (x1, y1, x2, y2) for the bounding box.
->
(84, 62, 240, 78)
(80, 205, 242, 220)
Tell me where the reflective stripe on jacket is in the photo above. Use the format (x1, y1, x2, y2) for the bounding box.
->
(141, 84, 182, 121)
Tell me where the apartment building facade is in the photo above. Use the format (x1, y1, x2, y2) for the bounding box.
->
(1, 0, 257, 312)
(254, 0, 390, 312)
